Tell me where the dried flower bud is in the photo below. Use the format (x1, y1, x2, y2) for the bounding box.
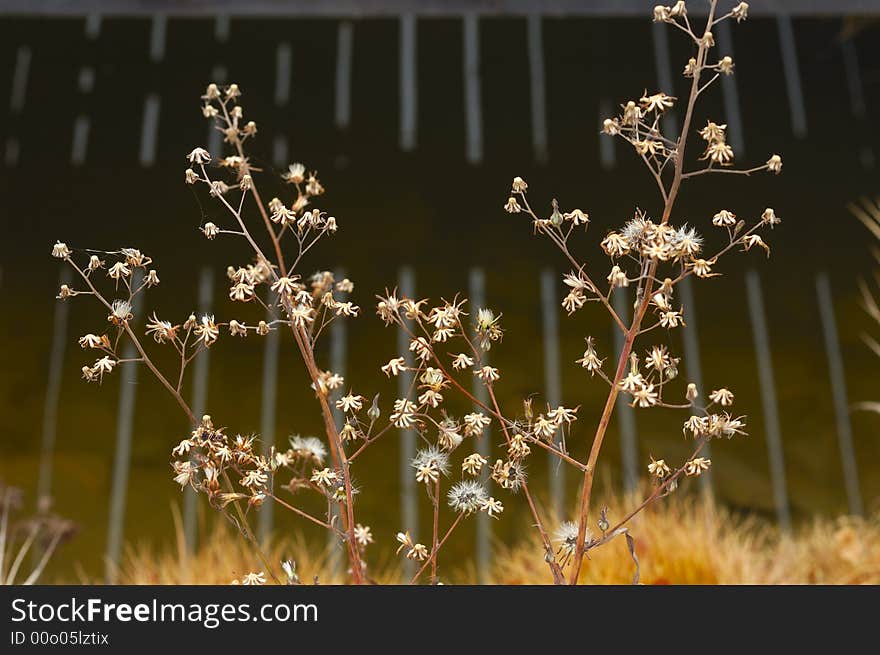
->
(504, 196, 521, 213)
(202, 222, 220, 239)
(653, 5, 671, 22)
(602, 118, 621, 135)
(187, 147, 211, 164)
(52, 241, 71, 259)
(686, 383, 699, 402)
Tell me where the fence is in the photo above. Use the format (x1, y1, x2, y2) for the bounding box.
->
(2, 12, 875, 171)
(17, 10, 873, 579)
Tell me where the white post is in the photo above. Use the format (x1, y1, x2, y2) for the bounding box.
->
(10, 45, 31, 115)
(540, 269, 564, 517)
(816, 273, 863, 516)
(841, 38, 874, 168)
(149, 14, 166, 63)
(651, 21, 678, 139)
(85, 14, 102, 40)
(138, 93, 160, 167)
(258, 295, 281, 542)
(463, 13, 483, 165)
(398, 266, 417, 577)
(71, 58, 96, 166)
(275, 42, 292, 106)
(335, 22, 353, 131)
(612, 288, 638, 491)
(183, 267, 214, 552)
(776, 15, 807, 138)
(677, 276, 712, 494)
(469, 268, 491, 582)
(274, 43, 291, 167)
(599, 97, 615, 170)
(715, 20, 745, 155)
(399, 13, 417, 151)
(208, 66, 227, 157)
(527, 15, 548, 164)
(6, 45, 31, 166)
(37, 268, 72, 507)
(214, 15, 230, 44)
(745, 270, 791, 530)
(105, 270, 145, 582)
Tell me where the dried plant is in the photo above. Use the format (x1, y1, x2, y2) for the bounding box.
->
(0, 483, 76, 585)
(850, 196, 880, 414)
(51, 1, 784, 585)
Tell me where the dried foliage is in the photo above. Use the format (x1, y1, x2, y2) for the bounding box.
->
(51, 1, 788, 585)
(0, 482, 76, 585)
(103, 497, 880, 585)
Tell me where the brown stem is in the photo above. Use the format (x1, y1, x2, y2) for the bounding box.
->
(285, 313, 365, 584)
(568, 1, 718, 585)
(410, 512, 465, 584)
(431, 477, 440, 584)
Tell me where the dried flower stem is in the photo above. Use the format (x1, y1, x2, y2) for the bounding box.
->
(569, 0, 720, 584)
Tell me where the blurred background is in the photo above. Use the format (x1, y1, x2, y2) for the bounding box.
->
(1, 0, 880, 582)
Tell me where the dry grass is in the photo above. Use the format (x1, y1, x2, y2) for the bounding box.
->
(97, 496, 880, 585)
(487, 497, 880, 585)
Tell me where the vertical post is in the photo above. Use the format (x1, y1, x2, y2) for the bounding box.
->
(526, 15, 548, 164)
(214, 15, 230, 44)
(776, 15, 807, 138)
(208, 66, 227, 157)
(816, 273, 863, 516)
(745, 270, 791, 530)
(598, 98, 616, 170)
(105, 270, 145, 583)
(651, 21, 678, 139)
(398, 266, 417, 577)
(677, 276, 712, 494)
(72, 21, 97, 167)
(138, 93, 161, 168)
(184, 267, 214, 552)
(715, 20, 745, 155)
(328, 269, 347, 572)
(37, 268, 72, 507)
(399, 13, 417, 151)
(841, 37, 874, 169)
(612, 288, 638, 491)
(149, 14, 166, 63)
(273, 42, 291, 167)
(463, 13, 483, 165)
(275, 42, 292, 107)
(469, 268, 491, 582)
(85, 14, 102, 40)
(9, 45, 31, 115)
(258, 295, 281, 542)
(540, 269, 564, 517)
(335, 22, 354, 131)
(5, 44, 31, 166)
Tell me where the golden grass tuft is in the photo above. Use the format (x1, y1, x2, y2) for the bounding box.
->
(103, 497, 880, 585)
